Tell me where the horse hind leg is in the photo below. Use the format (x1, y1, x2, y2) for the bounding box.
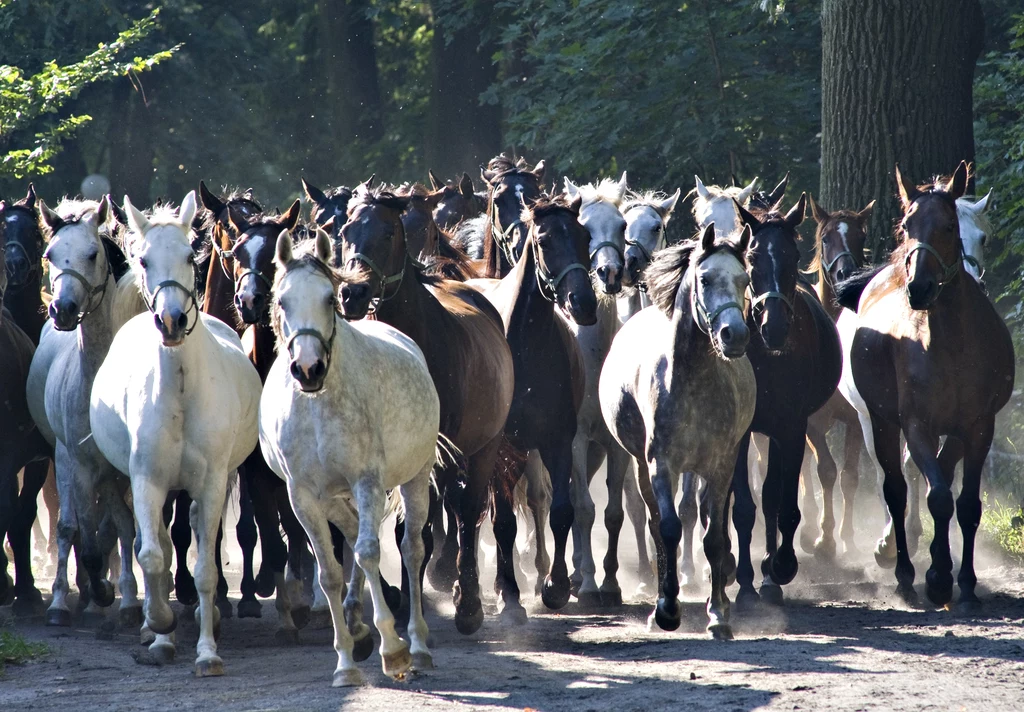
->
(525, 450, 551, 598)
(106, 480, 142, 628)
(65, 450, 116, 614)
(452, 436, 500, 634)
(169, 491, 198, 606)
(234, 468, 261, 617)
(902, 445, 925, 559)
(538, 440, 576, 611)
(837, 420, 863, 555)
(731, 432, 760, 610)
(490, 439, 528, 626)
(569, 433, 601, 607)
(399, 463, 434, 671)
(954, 423, 990, 613)
(599, 445, 631, 606)
(647, 457, 682, 631)
(805, 422, 839, 561)
(704, 470, 735, 640)
(872, 416, 916, 602)
(426, 474, 459, 594)
(769, 430, 807, 592)
(677, 471, 700, 593)
(622, 460, 656, 596)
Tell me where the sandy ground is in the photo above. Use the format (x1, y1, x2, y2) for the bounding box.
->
(3, 478, 1024, 711)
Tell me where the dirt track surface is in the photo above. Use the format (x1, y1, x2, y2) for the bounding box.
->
(3, 556, 1024, 712)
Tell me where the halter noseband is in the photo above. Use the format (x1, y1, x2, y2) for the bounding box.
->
(491, 201, 524, 266)
(213, 233, 275, 298)
(904, 241, 961, 286)
(822, 248, 855, 274)
(283, 311, 338, 392)
(532, 239, 588, 304)
(49, 264, 111, 330)
(691, 264, 744, 335)
(4, 240, 39, 291)
(142, 265, 202, 337)
(588, 240, 625, 265)
(748, 286, 795, 315)
(348, 251, 406, 312)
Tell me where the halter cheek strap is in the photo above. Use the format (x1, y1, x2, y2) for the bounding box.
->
(904, 241, 960, 285)
(692, 285, 744, 335)
(492, 203, 524, 266)
(823, 249, 855, 273)
(749, 287, 794, 314)
(348, 252, 406, 310)
(283, 313, 338, 391)
(589, 240, 624, 264)
(50, 266, 111, 330)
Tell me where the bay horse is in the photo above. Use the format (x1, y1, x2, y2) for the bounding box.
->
(260, 229, 440, 686)
(207, 199, 316, 640)
(90, 192, 262, 675)
(466, 192, 598, 620)
(26, 197, 142, 628)
(336, 184, 514, 636)
(835, 162, 1013, 610)
(428, 170, 487, 231)
(726, 195, 842, 608)
(0, 238, 51, 613)
(600, 223, 755, 637)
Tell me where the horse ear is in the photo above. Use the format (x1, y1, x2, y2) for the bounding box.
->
(700, 222, 716, 252)
(275, 228, 293, 266)
(858, 199, 877, 221)
(970, 189, 992, 213)
(281, 199, 301, 230)
(302, 178, 329, 208)
(731, 173, 742, 188)
(564, 177, 580, 200)
(459, 172, 474, 198)
(660, 188, 682, 219)
(945, 160, 969, 200)
(736, 224, 752, 254)
(356, 174, 377, 192)
(428, 169, 443, 191)
(694, 174, 711, 199)
(767, 173, 789, 208)
(178, 190, 198, 230)
(615, 171, 628, 202)
(895, 164, 920, 209)
(38, 200, 62, 237)
(481, 166, 497, 185)
(322, 215, 336, 236)
(95, 195, 111, 228)
(737, 177, 759, 204)
(124, 195, 150, 236)
(784, 193, 807, 228)
(734, 199, 761, 230)
(24, 183, 36, 209)
(567, 193, 583, 216)
(107, 195, 127, 226)
(313, 227, 332, 263)
(199, 180, 225, 214)
(532, 159, 546, 181)
(809, 194, 828, 224)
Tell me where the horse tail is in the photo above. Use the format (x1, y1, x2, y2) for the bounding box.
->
(111, 270, 149, 332)
(833, 265, 884, 312)
(389, 433, 463, 523)
(493, 435, 529, 503)
(513, 452, 551, 522)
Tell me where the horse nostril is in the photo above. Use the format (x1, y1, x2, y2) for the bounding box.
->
(154, 313, 164, 330)
(312, 361, 325, 380)
(596, 265, 608, 281)
(720, 325, 732, 342)
(176, 311, 189, 330)
(290, 361, 303, 380)
(253, 292, 264, 306)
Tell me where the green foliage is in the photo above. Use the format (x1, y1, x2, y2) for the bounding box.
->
(980, 493, 1024, 561)
(0, 631, 48, 674)
(0, 8, 178, 178)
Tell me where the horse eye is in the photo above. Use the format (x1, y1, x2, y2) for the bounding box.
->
(187, 254, 195, 264)
(88, 252, 97, 262)
(981, 234, 987, 246)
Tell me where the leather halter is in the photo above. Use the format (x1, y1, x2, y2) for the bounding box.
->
(823, 248, 855, 274)
(491, 201, 524, 267)
(904, 241, 961, 286)
(749, 286, 794, 315)
(283, 310, 337, 392)
(212, 232, 274, 296)
(589, 240, 624, 264)
(691, 260, 744, 335)
(142, 264, 201, 337)
(49, 263, 111, 330)
(532, 238, 587, 304)
(348, 251, 406, 312)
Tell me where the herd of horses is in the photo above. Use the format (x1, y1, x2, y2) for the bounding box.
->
(0, 154, 1012, 687)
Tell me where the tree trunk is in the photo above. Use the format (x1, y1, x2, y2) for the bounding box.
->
(426, 2, 501, 178)
(318, 0, 383, 170)
(107, 78, 155, 203)
(820, 0, 985, 259)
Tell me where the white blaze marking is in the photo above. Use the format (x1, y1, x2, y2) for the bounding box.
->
(837, 221, 851, 253)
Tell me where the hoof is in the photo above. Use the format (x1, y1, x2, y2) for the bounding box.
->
(216, 596, 233, 620)
(12, 589, 45, 616)
(569, 573, 582, 598)
(896, 582, 918, 605)
(541, 577, 571, 610)
(149, 609, 178, 636)
(411, 652, 434, 671)
(119, 606, 143, 628)
(93, 579, 116, 608)
(874, 538, 898, 569)
(759, 583, 784, 607)
(598, 588, 623, 607)
(352, 631, 374, 663)
(140, 625, 156, 646)
(925, 572, 954, 607)
(254, 566, 276, 598)
(799, 529, 818, 556)
(383, 584, 402, 615)
(292, 604, 311, 630)
(708, 622, 734, 640)
(237, 598, 262, 619)
(770, 550, 799, 586)
(333, 668, 364, 687)
(499, 604, 528, 627)
(426, 560, 457, 595)
(383, 645, 412, 678)
(654, 597, 681, 631)
(149, 641, 175, 665)
(46, 608, 72, 627)
(174, 572, 198, 607)
(734, 587, 760, 613)
(275, 627, 300, 646)
(195, 656, 225, 677)
(309, 608, 332, 630)
(955, 596, 983, 616)
(813, 537, 837, 561)
(455, 601, 484, 635)
(576, 590, 602, 610)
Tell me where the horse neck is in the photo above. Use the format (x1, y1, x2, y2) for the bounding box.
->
(202, 251, 239, 332)
(815, 267, 841, 321)
(251, 323, 278, 380)
(504, 242, 555, 336)
(669, 276, 713, 375)
(3, 278, 46, 344)
(76, 273, 118, 373)
(373, 266, 439, 349)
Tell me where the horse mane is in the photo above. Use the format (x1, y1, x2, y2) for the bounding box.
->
(426, 232, 480, 281)
(623, 190, 673, 220)
(112, 269, 149, 331)
(576, 178, 623, 206)
(350, 184, 409, 214)
(394, 182, 431, 201)
(690, 184, 750, 222)
(644, 234, 746, 317)
(451, 214, 487, 259)
(521, 192, 576, 223)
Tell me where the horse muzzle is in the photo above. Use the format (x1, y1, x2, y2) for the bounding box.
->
(339, 282, 371, 320)
(594, 264, 622, 295)
(561, 289, 598, 326)
(717, 321, 750, 359)
(906, 276, 938, 311)
(622, 254, 642, 288)
(235, 291, 269, 325)
(49, 298, 81, 331)
(155, 308, 190, 346)
(290, 358, 327, 392)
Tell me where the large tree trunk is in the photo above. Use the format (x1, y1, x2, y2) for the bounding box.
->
(820, 0, 985, 258)
(425, 2, 501, 178)
(107, 78, 155, 203)
(318, 0, 384, 170)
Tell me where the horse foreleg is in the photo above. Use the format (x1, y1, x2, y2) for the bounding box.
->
(838, 418, 864, 555)
(902, 445, 925, 559)
(43, 461, 59, 570)
(704, 470, 735, 639)
(569, 432, 600, 605)
(771, 429, 806, 590)
(955, 423, 990, 612)
(677, 471, 699, 592)
(871, 415, 915, 602)
(170, 491, 198, 606)
(634, 458, 666, 601)
(599, 445, 630, 606)
(288, 483, 359, 687)
(807, 418, 840, 560)
(105, 479, 141, 628)
(11, 458, 48, 614)
(398, 463, 434, 671)
(731, 431, 758, 609)
(235, 467, 260, 617)
(622, 460, 655, 595)
(63, 447, 115, 613)
(648, 457, 682, 631)
(190, 483, 228, 677)
(538, 440, 575, 611)
(453, 436, 499, 634)
(132, 477, 177, 662)
(524, 451, 551, 597)
(45, 460, 77, 627)
(279, 488, 311, 630)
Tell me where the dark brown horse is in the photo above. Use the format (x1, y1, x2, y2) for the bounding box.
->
(468, 193, 598, 620)
(428, 170, 487, 231)
(470, 155, 546, 275)
(835, 162, 1013, 609)
(336, 184, 514, 636)
(798, 195, 874, 559)
(729, 194, 843, 608)
(302, 179, 353, 229)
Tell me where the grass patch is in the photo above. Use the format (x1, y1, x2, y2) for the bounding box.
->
(980, 494, 1024, 562)
(0, 631, 48, 674)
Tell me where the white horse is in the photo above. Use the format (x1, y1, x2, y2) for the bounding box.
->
(90, 191, 261, 676)
(259, 229, 439, 687)
(26, 197, 140, 628)
(693, 174, 757, 238)
(839, 190, 995, 564)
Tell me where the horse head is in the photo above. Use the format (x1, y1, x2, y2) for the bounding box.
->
(564, 172, 628, 295)
(689, 222, 752, 359)
(395, 183, 442, 260)
(336, 184, 410, 320)
(693, 174, 757, 238)
(622, 188, 681, 288)
(956, 190, 992, 283)
(430, 171, 486, 231)
(3, 184, 44, 293)
(302, 178, 353, 236)
(737, 193, 807, 352)
(896, 161, 968, 310)
(272, 228, 337, 392)
(40, 196, 113, 331)
(809, 194, 874, 286)
(482, 155, 545, 270)
(124, 191, 200, 346)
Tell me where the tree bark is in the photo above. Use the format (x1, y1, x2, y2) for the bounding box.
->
(107, 78, 154, 203)
(820, 0, 985, 258)
(425, 1, 501, 178)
